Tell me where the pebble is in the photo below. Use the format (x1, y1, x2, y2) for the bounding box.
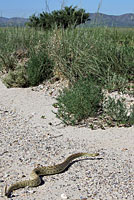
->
(61, 193, 68, 199)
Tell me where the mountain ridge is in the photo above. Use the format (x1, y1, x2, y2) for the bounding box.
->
(0, 17, 28, 27)
(84, 13, 134, 27)
(0, 13, 134, 27)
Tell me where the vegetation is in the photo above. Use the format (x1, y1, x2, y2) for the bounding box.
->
(26, 48, 53, 86)
(27, 6, 89, 29)
(1, 13, 134, 28)
(54, 77, 103, 125)
(103, 97, 134, 126)
(0, 25, 133, 128)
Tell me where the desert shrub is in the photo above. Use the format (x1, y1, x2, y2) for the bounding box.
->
(0, 53, 17, 72)
(2, 65, 28, 88)
(1, 47, 54, 87)
(104, 96, 134, 126)
(26, 49, 53, 86)
(102, 73, 129, 92)
(54, 77, 103, 125)
(128, 105, 134, 125)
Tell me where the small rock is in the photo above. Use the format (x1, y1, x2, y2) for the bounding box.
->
(61, 193, 68, 199)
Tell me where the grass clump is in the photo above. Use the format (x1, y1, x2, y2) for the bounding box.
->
(0, 27, 54, 87)
(2, 47, 54, 87)
(54, 77, 103, 125)
(26, 49, 53, 86)
(49, 27, 134, 90)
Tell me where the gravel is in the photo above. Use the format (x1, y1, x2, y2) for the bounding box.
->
(0, 80, 134, 200)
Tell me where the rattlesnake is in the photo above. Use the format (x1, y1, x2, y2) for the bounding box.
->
(5, 152, 99, 198)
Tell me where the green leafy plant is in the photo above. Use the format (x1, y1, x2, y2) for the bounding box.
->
(104, 96, 134, 126)
(54, 78, 103, 125)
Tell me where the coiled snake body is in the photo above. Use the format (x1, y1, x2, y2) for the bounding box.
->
(5, 152, 99, 197)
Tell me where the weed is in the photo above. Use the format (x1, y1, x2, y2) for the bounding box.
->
(54, 77, 103, 125)
(103, 96, 134, 126)
(103, 73, 129, 92)
(128, 105, 134, 125)
(2, 64, 28, 88)
(26, 49, 53, 86)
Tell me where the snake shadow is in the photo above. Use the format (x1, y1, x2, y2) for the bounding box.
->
(40, 157, 102, 186)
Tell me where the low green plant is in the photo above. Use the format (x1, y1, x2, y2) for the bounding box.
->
(2, 65, 28, 88)
(104, 96, 134, 126)
(54, 78, 103, 125)
(128, 105, 134, 125)
(104, 97, 128, 123)
(26, 49, 53, 86)
(0, 53, 17, 72)
(103, 72, 129, 92)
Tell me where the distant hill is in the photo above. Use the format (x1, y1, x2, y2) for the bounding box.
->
(80, 13, 134, 28)
(0, 17, 29, 27)
(0, 13, 134, 27)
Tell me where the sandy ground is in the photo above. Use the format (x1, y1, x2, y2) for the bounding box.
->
(0, 79, 134, 200)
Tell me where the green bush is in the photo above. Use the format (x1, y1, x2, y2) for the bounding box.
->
(2, 65, 28, 88)
(54, 78, 103, 125)
(104, 97, 128, 123)
(104, 96, 134, 126)
(27, 6, 89, 29)
(26, 49, 53, 86)
(127, 105, 134, 126)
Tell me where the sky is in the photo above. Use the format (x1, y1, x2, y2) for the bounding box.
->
(0, 0, 134, 18)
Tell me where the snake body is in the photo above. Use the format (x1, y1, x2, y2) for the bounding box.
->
(5, 152, 99, 197)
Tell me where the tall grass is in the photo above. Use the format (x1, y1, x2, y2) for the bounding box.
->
(0, 26, 134, 88)
(0, 26, 133, 127)
(49, 27, 134, 89)
(0, 27, 54, 86)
